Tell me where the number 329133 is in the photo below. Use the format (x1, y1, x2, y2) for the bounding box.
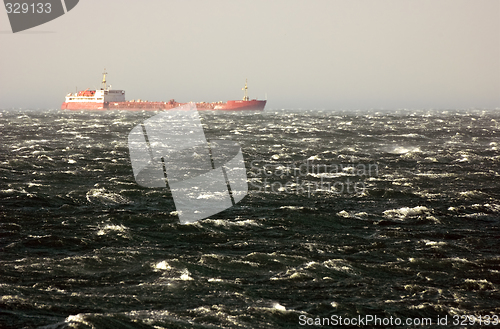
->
(5, 3, 52, 14)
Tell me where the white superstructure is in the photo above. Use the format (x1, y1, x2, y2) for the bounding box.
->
(64, 70, 125, 103)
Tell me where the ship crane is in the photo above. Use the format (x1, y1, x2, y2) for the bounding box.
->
(242, 79, 249, 101)
(101, 68, 107, 90)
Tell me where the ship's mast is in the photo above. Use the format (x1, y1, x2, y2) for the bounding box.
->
(242, 79, 249, 101)
(101, 69, 107, 90)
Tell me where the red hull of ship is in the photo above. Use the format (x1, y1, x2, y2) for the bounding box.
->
(215, 100, 266, 111)
(61, 102, 106, 110)
(61, 100, 266, 111)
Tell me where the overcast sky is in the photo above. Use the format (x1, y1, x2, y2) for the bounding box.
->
(0, 0, 498, 110)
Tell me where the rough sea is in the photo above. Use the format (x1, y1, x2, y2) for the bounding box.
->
(1, 108, 499, 328)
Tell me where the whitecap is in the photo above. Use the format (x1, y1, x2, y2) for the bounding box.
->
(179, 269, 193, 281)
(153, 261, 172, 271)
(96, 224, 128, 236)
(273, 303, 287, 311)
(86, 188, 130, 204)
(383, 206, 430, 219)
(199, 218, 262, 228)
(337, 210, 350, 218)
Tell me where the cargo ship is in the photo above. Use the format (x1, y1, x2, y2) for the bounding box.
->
(61, 71, 266, 111)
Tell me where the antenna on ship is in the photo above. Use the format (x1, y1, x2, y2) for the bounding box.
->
(101, 68, 107, 90)
(242, 79, 249, 101)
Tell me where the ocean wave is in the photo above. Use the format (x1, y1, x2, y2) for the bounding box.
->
(383, 206, 431, 219)
(1, 109, 499, 328)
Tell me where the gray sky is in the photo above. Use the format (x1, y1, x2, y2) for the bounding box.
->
(1, 0, 499, 110)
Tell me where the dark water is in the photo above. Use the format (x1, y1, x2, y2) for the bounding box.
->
(1, 108, 499, 328)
